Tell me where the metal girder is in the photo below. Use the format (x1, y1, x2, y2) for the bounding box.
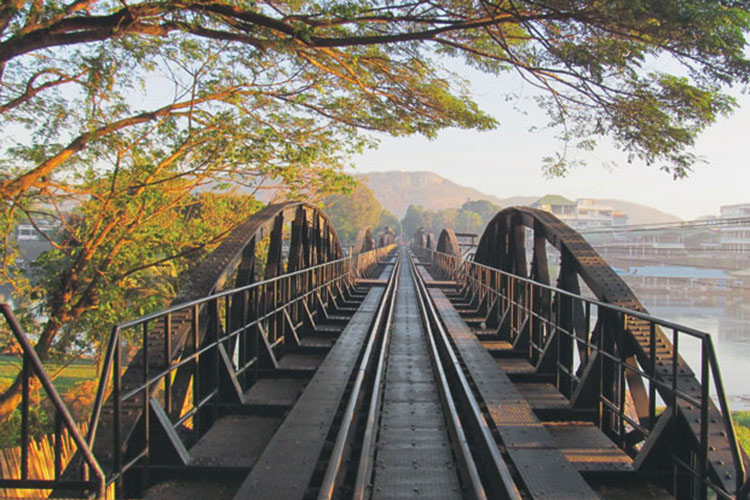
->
(86, 201, 344, 477)
(470, 206, 747, 495)
(437, 228, 461, 257)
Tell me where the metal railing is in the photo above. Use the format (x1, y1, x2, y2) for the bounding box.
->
(87, 244, 396, 492)
(0, 304, 106, 499)
(415, 246, 747, 500)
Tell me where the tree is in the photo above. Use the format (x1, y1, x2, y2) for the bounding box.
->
(1, 4, 495, 424)
(1, 0, 749, 424)
(378, 210, 401, 236)
(401, 205, 430, 240)
(1, 0, 747, 183)
(461, 200, 502, 224)
(431, 208, 459, 236)
(323, 184, 383, 245)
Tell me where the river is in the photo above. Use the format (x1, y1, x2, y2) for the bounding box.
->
(631, 289, 750, 411)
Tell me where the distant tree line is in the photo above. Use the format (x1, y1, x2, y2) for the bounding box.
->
(323, 185, 400, 246)
(401, 200, 502, 240)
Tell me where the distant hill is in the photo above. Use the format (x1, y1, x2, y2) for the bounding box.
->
(356, 170, 681, 225)
(595, 199, 680, 226)
(356, 171, 506, 218)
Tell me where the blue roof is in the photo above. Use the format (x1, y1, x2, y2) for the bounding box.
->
(617, 265, 730, 280)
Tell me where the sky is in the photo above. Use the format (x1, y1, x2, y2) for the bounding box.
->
(351, 66, 750, 221)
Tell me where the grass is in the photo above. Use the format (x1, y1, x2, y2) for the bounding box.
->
(733, 411, 750, 453)
(0, 354, 97, 394)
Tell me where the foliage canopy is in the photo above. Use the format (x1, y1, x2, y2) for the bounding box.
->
(0, 0, 749, 421)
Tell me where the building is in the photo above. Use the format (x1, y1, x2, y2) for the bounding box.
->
(618, 265, 734, 292)
(718, 203, 750, 253)
(530, 195, 629, 229)
(531, 194, 577, 223)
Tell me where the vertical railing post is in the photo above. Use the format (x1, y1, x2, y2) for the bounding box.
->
(21, 354, 29, 480)
(215, 297, 223, 415)
(596, 308, 604, 429)
(165, 313, 172, 415)
(54, 412, 63, 480)
(700, 340, 710, 500)
(617, 314, 626, 448)
(649, 322, 656, 430)
(142, 321, 150, 491)
(671, 328, 679, 495)
(113, 330, 122, 492)
(192, 303, 201, 437)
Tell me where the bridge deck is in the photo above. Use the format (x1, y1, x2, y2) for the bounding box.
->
(138, 250, 678, 500)
(429, 288, 600, 499)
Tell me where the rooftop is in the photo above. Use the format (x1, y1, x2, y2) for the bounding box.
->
(532, 194, 576, 207)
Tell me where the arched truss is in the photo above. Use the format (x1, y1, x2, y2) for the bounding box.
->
(91, 201, 346, 467)
(377, 231, 394, 248)
(425, 232, 436, 250)
(178, 201, 343, 302)
(465, 206, 745, 494)
(353, 227, 375, 255)
(474, 206, 638, 309)
(413, 227, 428, 249)
(436, 228, 461, 257)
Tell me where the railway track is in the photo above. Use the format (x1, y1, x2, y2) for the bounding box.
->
(317, 247, 523, 500)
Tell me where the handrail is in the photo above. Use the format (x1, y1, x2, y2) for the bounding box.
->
(416, 244, 747, 498)
(0, 304, 106, 499)
(86, 243, 396, 487)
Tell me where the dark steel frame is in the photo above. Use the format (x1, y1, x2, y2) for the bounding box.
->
(0, 304, 106, 498)
(418, 245, 747, 500)
(87, 245, 395, 494)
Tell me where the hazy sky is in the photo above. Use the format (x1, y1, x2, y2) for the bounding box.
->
(352, 66, 750, 221)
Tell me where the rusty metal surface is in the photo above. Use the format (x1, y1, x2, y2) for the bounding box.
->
(179, 202, 341, 302)
(437, 228, 461, 257)
(275, 352, 325, 372)
(353, 227, 375, 254)
(543, 422, 633, 473)
(233, 286, 385, 499)
(495, 358, 536, 374)
(86, 202, 347, 477)
(242, 378, 307, 408)
(472, 206, 746, 494)
(514, 383, 570, 410)
(143, 478, 244, 500)
(187, 415, 281, 469)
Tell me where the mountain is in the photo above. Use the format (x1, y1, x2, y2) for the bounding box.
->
(355, 171, 507, 218)
(356, 170, 681, 225)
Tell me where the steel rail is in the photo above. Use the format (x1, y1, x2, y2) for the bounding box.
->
(408, 251, 523, 500)
(317, 251, 402, 499)
(352, 259, 400, 499)
(406, 250, 488, 500)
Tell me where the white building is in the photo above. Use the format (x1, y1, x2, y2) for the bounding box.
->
(718, 203, 750, 253)
(531, 195, 628, 229)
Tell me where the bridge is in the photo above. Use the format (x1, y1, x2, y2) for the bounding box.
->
(1, 202, 748, 499)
